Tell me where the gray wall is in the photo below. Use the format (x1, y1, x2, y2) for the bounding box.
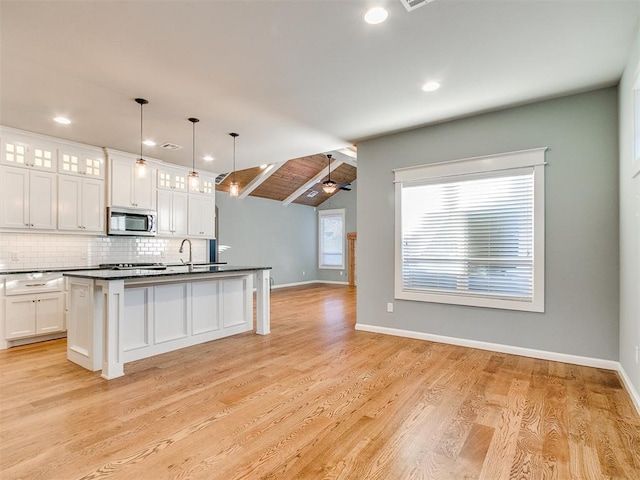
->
(357, 88, 620, 361)
(618, 28, 640, 392)
(216, 192, 318, 285)
(317, 180, 357, 283)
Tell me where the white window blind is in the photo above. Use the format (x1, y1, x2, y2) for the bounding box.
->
(394, 148, 545, 312)
(319, 209, 345, 269)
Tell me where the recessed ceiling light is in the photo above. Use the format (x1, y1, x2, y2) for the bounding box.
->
(422, 81, 441, 92)
(53, 116, 71, 125)
(364, 7, 388, 25)
(203, 155, 214, 161)
(143, 139, 156, 147)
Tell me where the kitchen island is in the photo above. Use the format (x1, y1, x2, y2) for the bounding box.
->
(64, 265, 271, 380)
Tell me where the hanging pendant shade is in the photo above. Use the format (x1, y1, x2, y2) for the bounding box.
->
(135, 98, 148, 177)
(188, 118, 200, 190)
(229, 132, 239, 197)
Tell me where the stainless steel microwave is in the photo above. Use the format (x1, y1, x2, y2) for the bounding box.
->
(107, 207, 157, 236)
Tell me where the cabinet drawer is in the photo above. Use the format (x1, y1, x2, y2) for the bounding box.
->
(4, 274, 63, 295)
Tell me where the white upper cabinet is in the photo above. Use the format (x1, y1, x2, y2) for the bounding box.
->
(188, 173, 216, 196)
(0, 166, 57, 230)
(108, 152, 156, 210)
(0, 128, 57, 172)
(157, 166, 188, 192)
(188, 195, 215, 238)
(58, 144, 105, 179)
(157, 189, 188, 236)
(58, 175, 105, 233)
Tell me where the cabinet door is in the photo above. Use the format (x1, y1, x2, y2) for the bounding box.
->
(59, 145, 104, 179)
(82, 178, 105, 232)
(188, 195, 215, 238)
(173, 192, 188, 235)
(199, 197, 215, 238)
(1, 132, 56, 172)
(110, 158, 134, 208)
(0, 166, 29, 229)
(5, 296, 36, 339)
(157, 189, 173, 235)
(36, 292, 65, 334)
(29, 171, 57, 230)
(133, 168, 155, 209)
(58, 175, 82, 231)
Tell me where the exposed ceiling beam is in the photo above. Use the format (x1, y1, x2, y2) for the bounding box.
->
(282, 159, 344, 206)
(327, 150, 357, 168)
(239, 161, 287, 199)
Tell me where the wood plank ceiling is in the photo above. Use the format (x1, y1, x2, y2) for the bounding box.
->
(216, 153, 356, 207)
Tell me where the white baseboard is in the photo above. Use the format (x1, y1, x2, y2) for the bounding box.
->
(617, 364, 640, 415)
(271, 280, 318, 289)
(354, 323, 619, 370)
(272, 280, 349, 289)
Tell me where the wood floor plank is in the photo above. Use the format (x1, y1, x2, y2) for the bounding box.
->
(1, 284, 639, 479)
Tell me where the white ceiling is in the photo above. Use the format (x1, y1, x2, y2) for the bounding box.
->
(1, 0, 638, 174)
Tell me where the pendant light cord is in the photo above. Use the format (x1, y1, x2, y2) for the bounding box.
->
(139, 103, 143, 160)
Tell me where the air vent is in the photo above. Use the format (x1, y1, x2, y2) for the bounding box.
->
(399, 0, 435, 12)
(306, 190, 318, 198)
(159, 143, 182, 151)
(215, 173, 229, 185)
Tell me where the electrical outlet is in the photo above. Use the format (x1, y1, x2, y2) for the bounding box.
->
(340, 271, 344, 276)
(10, 251, 19, 261)
(387, 302, 394, 313)
(302, 271, 306, 276)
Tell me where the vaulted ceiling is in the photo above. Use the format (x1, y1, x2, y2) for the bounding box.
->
(216, 152, 357, 207)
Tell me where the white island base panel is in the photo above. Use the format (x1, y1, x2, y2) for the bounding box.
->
(67, 270, 270, 379)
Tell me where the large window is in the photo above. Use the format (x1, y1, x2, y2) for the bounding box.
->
(394, 148, 546, 312)
(319, 209, 345, 269)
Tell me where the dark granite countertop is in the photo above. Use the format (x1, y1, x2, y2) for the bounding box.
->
(62, 265, 271, 281)
(0, 266, 102, 276)
(0, 262, 227, 276)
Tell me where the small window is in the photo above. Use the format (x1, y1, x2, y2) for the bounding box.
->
(319, 209, 345, 269)
(394, 148, 546, 312)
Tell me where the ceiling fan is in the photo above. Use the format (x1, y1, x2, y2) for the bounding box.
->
(322, 154, 351, 194)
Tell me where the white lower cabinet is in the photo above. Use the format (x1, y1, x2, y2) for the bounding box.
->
(5, 292, 65, 339)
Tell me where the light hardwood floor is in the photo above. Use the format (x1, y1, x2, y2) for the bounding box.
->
(1, 284, 639, 479)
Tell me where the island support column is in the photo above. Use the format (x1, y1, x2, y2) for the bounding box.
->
(96, 279, 125, 380)
(255, 269, 270, 335)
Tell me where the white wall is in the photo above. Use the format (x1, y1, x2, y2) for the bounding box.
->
(357, 88, 620, 361)
(216, 191, 318, 286)
(618, 28, 640, 397)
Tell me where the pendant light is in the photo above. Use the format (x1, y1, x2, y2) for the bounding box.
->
(188, 117, 200, 190)
(322, 154, 338, 194)
(229, 132, 239, 197)
(135, 98, 148, 177)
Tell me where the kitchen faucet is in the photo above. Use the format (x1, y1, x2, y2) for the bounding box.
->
(179, 239, 193, 268)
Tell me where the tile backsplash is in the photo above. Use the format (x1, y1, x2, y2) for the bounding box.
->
(0, 233, 208, 270)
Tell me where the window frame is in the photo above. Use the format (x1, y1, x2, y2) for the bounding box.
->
(633, 65, 640, 178)
(394, 148, 546, 312)
(318, 208, 346, 270)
